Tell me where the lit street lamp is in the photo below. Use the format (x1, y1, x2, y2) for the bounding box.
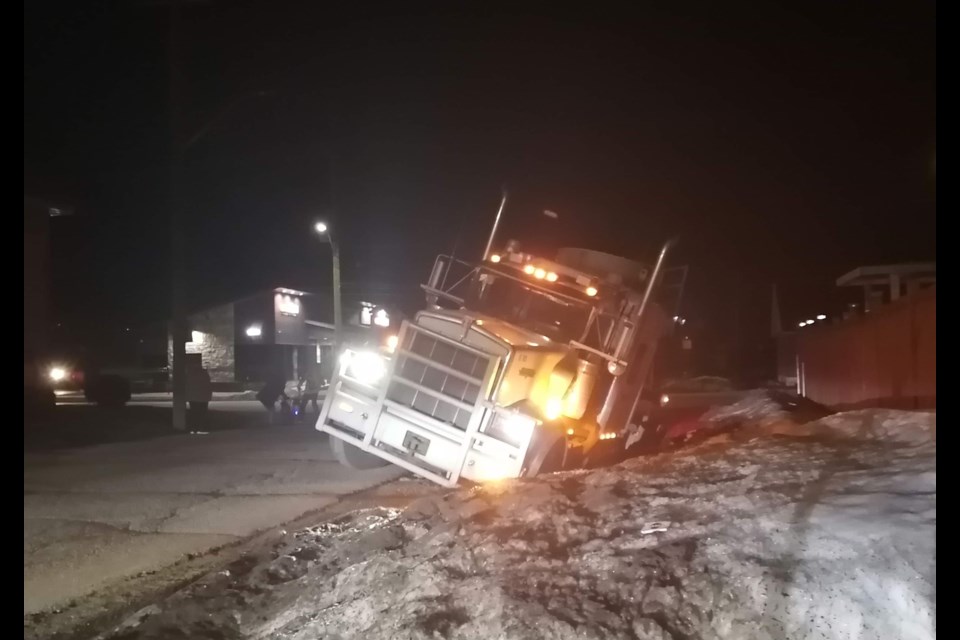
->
(314, 221, 342, 353)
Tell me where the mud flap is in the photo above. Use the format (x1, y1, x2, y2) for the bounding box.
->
(624, 424, 645, 450)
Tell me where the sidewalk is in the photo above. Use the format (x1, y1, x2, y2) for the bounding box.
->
(131, 390, 260, 402)
(24, 427, 404, 617)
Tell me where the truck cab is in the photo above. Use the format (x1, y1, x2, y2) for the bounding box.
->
(317, 240, 680, 486)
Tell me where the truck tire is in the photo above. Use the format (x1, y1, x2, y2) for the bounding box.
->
(523, 434, 566, 478)
(633, 421, 669, 454)
(583, 442, 624, 469)
(330, 437, 390, 470)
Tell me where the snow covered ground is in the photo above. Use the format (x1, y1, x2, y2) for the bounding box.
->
(103, 395, 935, 640)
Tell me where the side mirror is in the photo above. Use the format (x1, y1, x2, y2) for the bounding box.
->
(607, 361, 628, 376)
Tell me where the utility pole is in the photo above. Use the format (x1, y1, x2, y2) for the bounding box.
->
(168, 1, 188, 431)
(331, 238, 342, 353)
(160, 0, 266, 430)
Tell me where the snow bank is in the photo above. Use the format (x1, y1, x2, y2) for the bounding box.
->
(700, 389, 791, 428)
(699, 393, 937, 446)
(811, 408, 936, 445)
(107, 406, 935, 640)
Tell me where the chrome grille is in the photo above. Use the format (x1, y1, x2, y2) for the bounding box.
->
(386, 328, 491, 430)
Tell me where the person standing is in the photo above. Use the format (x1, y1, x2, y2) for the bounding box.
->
(256, 370, 287, 425)
(185, 359, 213, 424)
(303, 367, 324, 414)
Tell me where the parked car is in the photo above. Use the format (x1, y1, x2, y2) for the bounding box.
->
(627, 376, 748, 451)
(658, 376, 741, 408)
(83, 374, 132, 408)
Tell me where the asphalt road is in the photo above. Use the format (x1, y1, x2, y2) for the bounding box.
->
(53, 390, 262, 408)
(23, 404, 405, 616)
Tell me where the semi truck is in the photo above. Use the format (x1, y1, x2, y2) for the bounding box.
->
(316, 236, 683, 487)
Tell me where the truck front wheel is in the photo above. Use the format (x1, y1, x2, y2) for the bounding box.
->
(523, 436, 567, 478)
(330, 436, 390, 470)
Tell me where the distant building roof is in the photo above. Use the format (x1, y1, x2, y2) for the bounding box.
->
(273, 287, 310, 297)
(837, 263, 936, 287)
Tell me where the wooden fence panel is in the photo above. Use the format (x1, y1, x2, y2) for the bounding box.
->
(797, 287, 935, 409)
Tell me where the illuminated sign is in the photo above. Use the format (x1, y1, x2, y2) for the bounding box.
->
(278, 295, 301, 317)
(359, 303, 390, 328)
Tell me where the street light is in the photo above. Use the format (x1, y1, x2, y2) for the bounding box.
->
(314, 221, 342, 353)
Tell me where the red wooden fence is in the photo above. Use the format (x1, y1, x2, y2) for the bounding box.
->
(797, 287, 935, 410)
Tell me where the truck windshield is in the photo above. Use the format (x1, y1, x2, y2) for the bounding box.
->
(464, 272, 594, 344)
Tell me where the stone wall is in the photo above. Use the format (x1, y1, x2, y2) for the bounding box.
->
(168, 303, 236, 383)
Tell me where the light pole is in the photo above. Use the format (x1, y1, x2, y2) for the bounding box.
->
(314, 222, 342, 353)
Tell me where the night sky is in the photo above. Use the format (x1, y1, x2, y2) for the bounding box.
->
(25, 2, 935, 364)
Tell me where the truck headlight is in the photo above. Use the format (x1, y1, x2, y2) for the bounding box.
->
(485, 411, 537, 448)
(385, 334, 399, 353)
(341, 350, 387, 385)
(544, 396, 563, 420)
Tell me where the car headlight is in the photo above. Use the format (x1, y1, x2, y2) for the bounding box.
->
(484, 411, 537, 448)
(48, 366, 68, 382)
(340, 349, 387, 386)
(385, 334, 399, 353)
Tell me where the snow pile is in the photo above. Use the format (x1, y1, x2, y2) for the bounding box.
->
(108, 407, 935, 640)
(700, 389, 789, 427)
(811, 408, 937, 445)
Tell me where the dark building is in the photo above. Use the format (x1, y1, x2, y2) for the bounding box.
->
(165, 287, 403, 387)
(24, 196, 72, 388)
(24, 199, 51, 369)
